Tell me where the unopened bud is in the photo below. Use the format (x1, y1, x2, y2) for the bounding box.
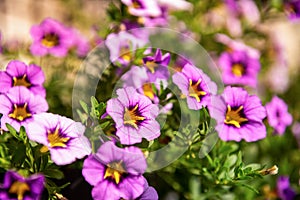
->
(259, 165, 278, 175)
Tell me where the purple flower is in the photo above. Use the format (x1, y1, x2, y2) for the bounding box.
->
(141, 7, 169, 27)
(0, 60, 46, 97)
(82, 141, 147, 200)
(292, 122, 300, 148)
(224, 0, 260, 36)
(143, 49, 170, 82)
(266, 96, 293, 135)
(0, 86, 48, 131)
(121, 66, 172, 113)
(215, 34, 260, 59)
(277, 176, 296, 200)
(30, 18, 73, 57)
(157, 0, 192, 11)
(121, 0, 161, 17)
(105, 32, 148, 66)
(172, 63, 217, 110)
(26, 113, 91, 165)
(106, 87, 160, 145)
(0, 171, 44, 200)
(70, 28, 90, 57)
(285, 0, 300, 21)
(137, 181, 159, 200)
(218, 50, 260, 87)
(209, 86, 267, 142)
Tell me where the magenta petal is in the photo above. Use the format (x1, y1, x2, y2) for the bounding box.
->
(82, 155, 106, 186)
(0, 72, 12, 93)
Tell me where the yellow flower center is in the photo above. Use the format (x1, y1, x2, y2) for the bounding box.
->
(119, 46, 132, 62)
(41, 33, 59, 48)
(13, 75, 31, 88)
(145, 61, 157, 73)
(9, 181, 30, 200)
(143, 83, 155, 100)
(231, 63, 245, 77)
(123, 104, 145, 129)
(104, 161, 125, 184)
(8, 103, 32, 122)
(47, 125, 70, 148)
(224, 105, 248, 128)
(188, 79, 207, 102)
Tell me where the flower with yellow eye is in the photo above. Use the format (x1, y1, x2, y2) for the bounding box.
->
(0, 171, 44, 200)
(26, 113, 91, 165)
(0, 60, 46, 97)
(106, 87, 160, 145)
(0, 86, 48, 131)
(82, 141, 147, 200)
(209, 86, 267, 142)
(172, 63, 217, 110)
(218, 50, 260, 87)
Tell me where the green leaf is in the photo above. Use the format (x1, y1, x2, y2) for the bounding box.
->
(79, 100, 89, 113)
(43, 168, 64, 180)
(6, 124, 20, 140)
(11, 143, 26, 165)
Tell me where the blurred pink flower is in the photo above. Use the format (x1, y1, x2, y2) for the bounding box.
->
(265, 96, 293, 135)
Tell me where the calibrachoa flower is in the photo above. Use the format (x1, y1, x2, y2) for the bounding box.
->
(0, 171, 44, 200)
(82, 141, 147, 200)
(137, 181, 159, 200)
(277, 176, 296, 200)
(209, 86, 267, 142)
(172, 63, 217, 110)
(26, 113, 91, 165)
(30, 18, 73, 57)
(218, 49, 260, 87)
(105, 32, 148, 66)
(224, 0, 260, 36)
(0, 86, 48, 131)
(143, 49, 170, 82)
(292, 122, 300, 148)
(285, 0, 300, 21)
(121, 0, 161, 17)
(70, 28, 90, 57)
(121, 66, 172, 113)
(156, 0, 192, 11)
(0, 60, 46, 97)
(265, 96, 293, 135)
(106, 87, 160, 145)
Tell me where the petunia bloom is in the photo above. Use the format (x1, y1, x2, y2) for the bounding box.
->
(82, 141, 147, 200)
(26, 113, 91, 165)
(143, 49, 171, 82)
(218, 49, 260, 87)
(0, 86, 48, 131)
(265, 96, 293, 135)
(106, 87, 160, 145)
(172, 63, 217, 110)
(121, 0, 161, 17)
(0, 171, 44, 200)
(0, 60, 46, 97)
(277, 176, 296, 200)
(209, 86, 267, 142)
(105, 32, 148, 66)
(30, 18, 73, 57)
